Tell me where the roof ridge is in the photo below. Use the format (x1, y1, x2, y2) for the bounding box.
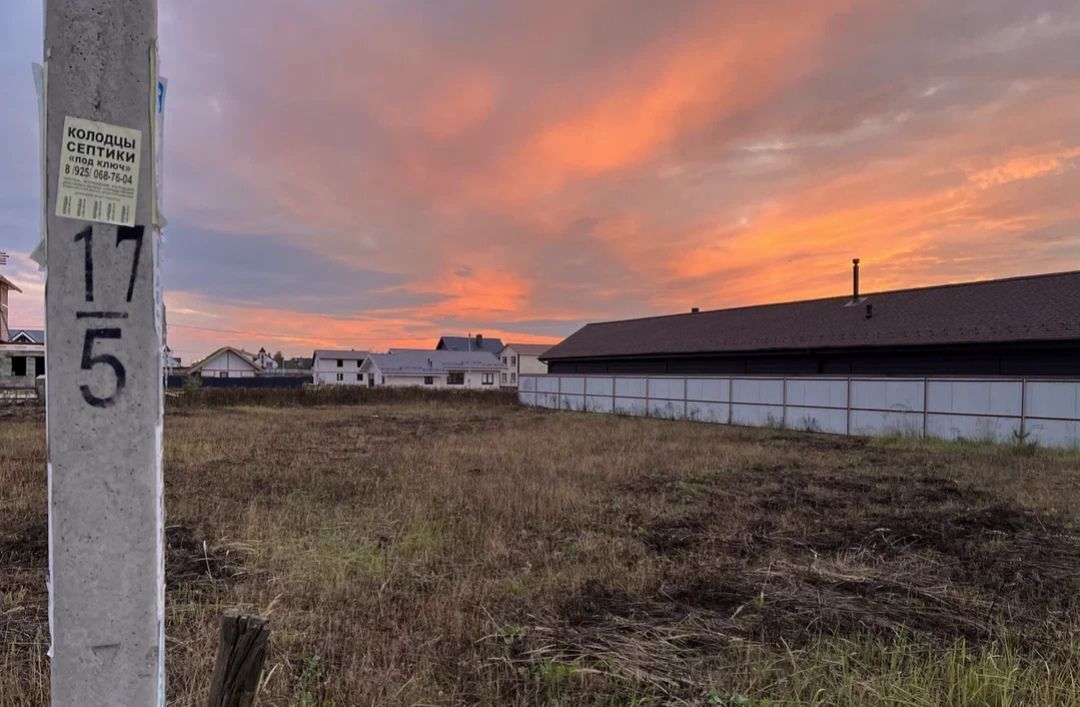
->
(585, 269, 1080, 327)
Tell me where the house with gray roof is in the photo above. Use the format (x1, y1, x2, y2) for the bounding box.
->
(435, 334, 504, 355)
(187, 346, 262, 378)
(360, 348, 502, 389)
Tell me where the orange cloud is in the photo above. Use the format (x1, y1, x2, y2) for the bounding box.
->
(660, 114, 1080, 308)
(967, 145, 1080, 190)
(482, 0, 862, 204)
(424, 266, 530, 319)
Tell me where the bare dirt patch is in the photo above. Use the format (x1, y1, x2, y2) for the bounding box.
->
(535, 448, 1080, 699)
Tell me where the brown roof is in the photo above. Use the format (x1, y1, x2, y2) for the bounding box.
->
(543, 270, 1080, 361)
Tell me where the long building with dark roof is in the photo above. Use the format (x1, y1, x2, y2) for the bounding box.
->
(542, 267, 1080, 377)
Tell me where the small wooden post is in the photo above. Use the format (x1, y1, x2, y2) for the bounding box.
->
(207, 610, 271, 707)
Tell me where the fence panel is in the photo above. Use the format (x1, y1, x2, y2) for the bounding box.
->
(785, 378, 847, 408)
(1025, 381, 1080, 419)
(687, 377, 729, 403)
(731, 378, 784, 427)
(851, 379, 923, 412)
(647, 377, 684, 419)
(586, 377, 614, 396)
(581, 377, 615, 413)
(614, 377, 647, 398)
(927, 380, 1022, 417)
(1025, 381, 1080, 447)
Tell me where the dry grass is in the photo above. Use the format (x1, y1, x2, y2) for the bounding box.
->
(3, 395, 1080, 705)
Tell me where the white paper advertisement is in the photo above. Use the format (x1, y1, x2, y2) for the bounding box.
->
(55, 115, 142, 226)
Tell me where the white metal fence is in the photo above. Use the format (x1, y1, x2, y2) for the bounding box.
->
(518, 374, 1080, 449)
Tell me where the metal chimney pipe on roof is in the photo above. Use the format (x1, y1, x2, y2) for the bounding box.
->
(852, 258, 860, 301)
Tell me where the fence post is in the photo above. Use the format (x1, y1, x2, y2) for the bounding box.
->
(682, 376, 688, 420)
(727, 377, 734, 425)
(1020, 377, 1027, 439)
(922, 378, 929, 439)
(782, 377, 788, 428)
(207, 610, 271, 707)
(845, 377, 852, 436)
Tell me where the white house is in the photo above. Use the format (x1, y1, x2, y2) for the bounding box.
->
(187, 346, 262, 378)
(312, 349, 370, 385)
(0, 274, 17, 344)
(0, 274, 45, 390)
(253, 347, 279, 371)
(498, 342, 550, 388)
(359, 349, 503, 389)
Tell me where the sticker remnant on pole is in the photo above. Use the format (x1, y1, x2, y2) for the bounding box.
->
(56, 116, 141, 227)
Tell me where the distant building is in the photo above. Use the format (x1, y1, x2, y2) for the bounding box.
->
(253, 347, 279, 371)
(312, 349, 369, 385)
(9, 328, 44, 344)
(163, 345, 181, 369)
(0, 275, 44, 390)
(0, 343, 44, 387)
(187, 346, 262, 378)
(498, 343, 550, 388)
(0, 274, 20, 344)
(542, 267, 1080, 377)
(360, 349, 502, 389)
(435, 334, 504, 355)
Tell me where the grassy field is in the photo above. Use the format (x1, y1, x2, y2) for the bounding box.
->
(3, 391, 1080, 705)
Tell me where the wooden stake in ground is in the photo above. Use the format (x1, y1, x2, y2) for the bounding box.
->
(43, 1, 164, 704)
(207, 611, 271, 707)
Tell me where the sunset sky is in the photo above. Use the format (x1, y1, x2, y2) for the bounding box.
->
(1, 1, 1078, 362)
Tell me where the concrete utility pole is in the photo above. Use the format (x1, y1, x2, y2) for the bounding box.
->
(44, 1, 164, 705)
